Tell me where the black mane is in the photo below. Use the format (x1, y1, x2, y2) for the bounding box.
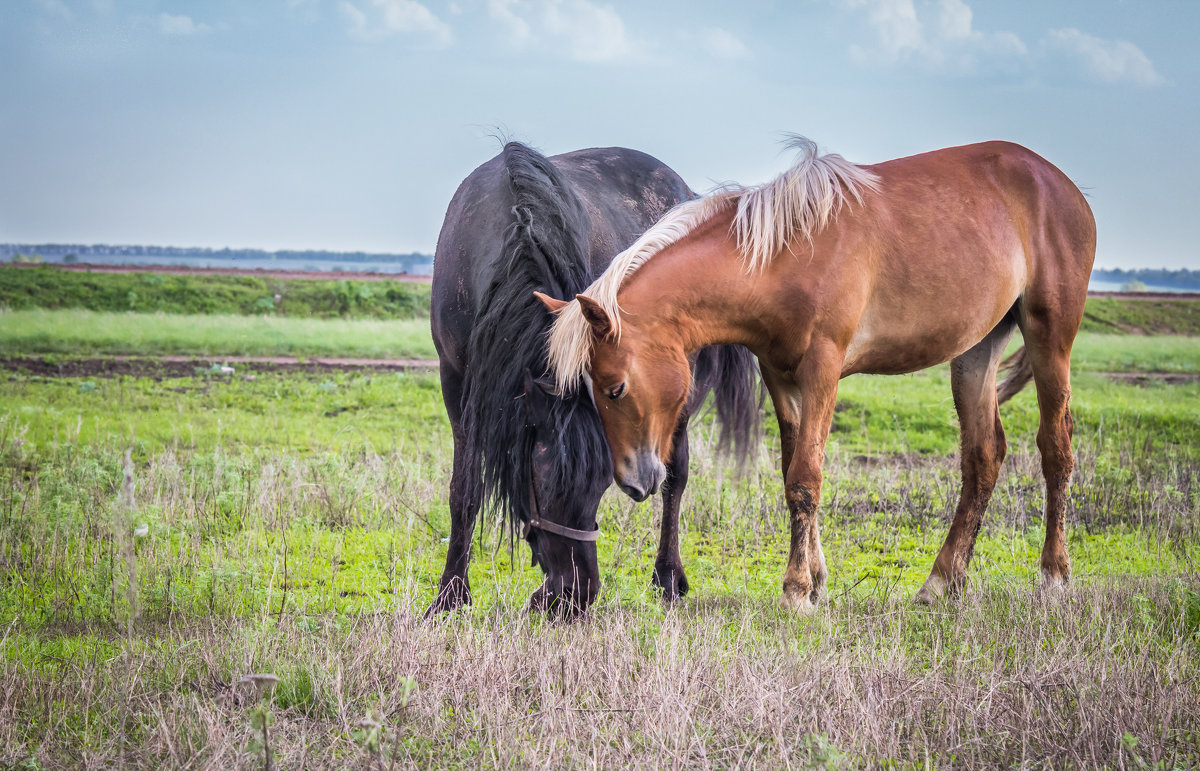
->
(458, 143, 611, 528)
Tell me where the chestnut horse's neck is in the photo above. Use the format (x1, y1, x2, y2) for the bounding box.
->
(617, 209, 772, 356)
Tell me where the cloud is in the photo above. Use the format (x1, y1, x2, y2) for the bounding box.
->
(846, 0, 1026, 75)
(33, 0, 74, 22)
(339, 0, 453, 47)
(1043, 28, 1163, 86)
(157, 13, 213, 36)
(699, 27, 750, 61)
(543, 0, 632, 62)
(850, 0, 923, 59)
(487, 0, 532, 46)
(484, 0, 633, 62)
(843, 0, 1161, 86)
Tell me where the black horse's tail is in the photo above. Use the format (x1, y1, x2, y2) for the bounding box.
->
(692, 345, 763, 467)
(459, 142, 598, 530)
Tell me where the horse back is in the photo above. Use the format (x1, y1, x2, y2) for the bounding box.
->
(827, 142, 1095, 375)
(550, 147, 694, 275)
(432, 147, 692, 370)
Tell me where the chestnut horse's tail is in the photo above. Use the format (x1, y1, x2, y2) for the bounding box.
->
(997, 346, 1033, 405)
(692, 345, 763, 468)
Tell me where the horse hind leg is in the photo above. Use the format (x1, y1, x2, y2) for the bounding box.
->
(1023, 326, 1078, 593)
(426, 368, 483, 616)
(916, 318, 1017, 604)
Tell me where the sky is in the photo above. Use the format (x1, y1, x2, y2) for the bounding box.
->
(1, 0, 1197, 269)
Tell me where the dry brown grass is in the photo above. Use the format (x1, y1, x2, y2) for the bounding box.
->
(3, 575, 1199, 769)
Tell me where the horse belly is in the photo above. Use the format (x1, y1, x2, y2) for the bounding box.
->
(842, 257, 1024, 376)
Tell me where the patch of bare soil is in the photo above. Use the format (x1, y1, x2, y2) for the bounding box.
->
(0, 355, 437, 379)
(8, 262, 431, 282)
(1102, 371, 1200, 386)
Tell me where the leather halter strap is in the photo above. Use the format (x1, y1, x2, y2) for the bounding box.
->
(523, 485, 600, 543)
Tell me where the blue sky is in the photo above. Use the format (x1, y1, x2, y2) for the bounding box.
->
(2, 0, 1196, 268)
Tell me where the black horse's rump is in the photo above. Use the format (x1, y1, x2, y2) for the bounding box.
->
(458, 142, 609, 528)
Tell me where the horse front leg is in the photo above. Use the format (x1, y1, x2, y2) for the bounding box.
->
(653, 412, 691, 602)
(766, 362, 838, 614)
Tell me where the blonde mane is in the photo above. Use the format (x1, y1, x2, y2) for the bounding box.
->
(545, 136, 880, 392)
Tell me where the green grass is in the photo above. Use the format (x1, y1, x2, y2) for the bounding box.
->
(1, 367, 1198, 767)
(0, 308, 437, 359)
(1070, 333, 1200, 372)
(1, 307, 1199, 767)
(1081, 296, 1200, 335)
(6, 305, 1200, 373)
(0, 265, 431, 318)
(0, 368, 447, 451)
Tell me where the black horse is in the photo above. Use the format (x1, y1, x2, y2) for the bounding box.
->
(429, 142, 759, 616)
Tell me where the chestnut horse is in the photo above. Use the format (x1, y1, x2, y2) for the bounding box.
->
(537, 137, 1096, 612)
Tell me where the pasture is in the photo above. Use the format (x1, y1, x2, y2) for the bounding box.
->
(1, 273, 1198, 768)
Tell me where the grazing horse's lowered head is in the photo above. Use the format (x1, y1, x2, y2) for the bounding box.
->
(517, 366, 611, 612)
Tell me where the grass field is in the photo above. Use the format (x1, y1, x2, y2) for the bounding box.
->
(3, 308, 1200, 371)
(0, 309, 436, 359)
(1, 288, 1198, 768)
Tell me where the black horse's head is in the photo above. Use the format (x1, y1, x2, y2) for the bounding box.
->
(520, 369, 612, 617)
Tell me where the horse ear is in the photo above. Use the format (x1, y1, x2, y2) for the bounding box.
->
(533, 291, 569, 314)
(523, 368, 558, 397)
(575, 294, 613, 339)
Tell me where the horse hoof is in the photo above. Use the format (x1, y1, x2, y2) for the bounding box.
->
(423, 597, 467, 619)
(652, 565, 690, 603)
(1038, 570, 1068, 596)
(424, 582, 471, 618)
(780, 590, 817, 616)
(914, 575, 946, 606)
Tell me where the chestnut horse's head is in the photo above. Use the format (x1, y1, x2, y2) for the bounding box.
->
(536, 291, 690, 502)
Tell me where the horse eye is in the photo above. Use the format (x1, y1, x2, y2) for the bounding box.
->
(607, 382, 626, 400)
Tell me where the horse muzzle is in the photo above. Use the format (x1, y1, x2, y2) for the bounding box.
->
(616, 452, 666, 502)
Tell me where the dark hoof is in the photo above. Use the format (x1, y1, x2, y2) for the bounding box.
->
(652, 563, 690, 603)
(424, 581, 471, 619)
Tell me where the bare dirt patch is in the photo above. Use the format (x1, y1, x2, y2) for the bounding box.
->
(1103, 371, 1200, 386)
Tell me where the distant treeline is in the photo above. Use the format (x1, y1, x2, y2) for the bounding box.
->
(1091, 268, 1200, 290)
(0, 243, 433, 266)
